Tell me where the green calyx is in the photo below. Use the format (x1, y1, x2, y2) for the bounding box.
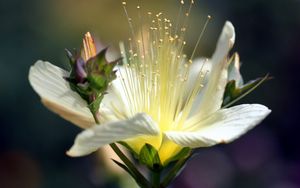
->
(113, 143, 192, 188)
(65, 48, 119, 115)
(222, 74, 271, 108)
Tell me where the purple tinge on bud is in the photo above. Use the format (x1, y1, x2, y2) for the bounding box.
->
(75, 58, 87, 83)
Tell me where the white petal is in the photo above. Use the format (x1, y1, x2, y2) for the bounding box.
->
(165, 104, 271, 148)
(228, 53, 243, 86)
(67, 113, 160, 156)
(99, 66, 137, 123)
(29, 60, 94, 129)
(191, 21, 235, 119)
(186, 58, 211, 93)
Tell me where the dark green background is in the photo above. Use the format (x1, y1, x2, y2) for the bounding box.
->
(0, 0, 299, 187)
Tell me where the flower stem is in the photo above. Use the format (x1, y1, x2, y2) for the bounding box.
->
(91, 111, 151, 188)
(151, 170, 161, 188)
(161, 158, 188, 187)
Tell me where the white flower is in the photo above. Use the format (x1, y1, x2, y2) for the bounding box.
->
(29, 21, 271, 165)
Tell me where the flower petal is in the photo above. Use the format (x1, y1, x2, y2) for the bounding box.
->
(185, 58, 211, 95)
(190, 21, 236, 119)
(29, 60, 94, 129)
(99, 66, 136, 123)
(67, 113, 160, 157)
(228, 53, 243, 87)
(165, 104, 271, 148)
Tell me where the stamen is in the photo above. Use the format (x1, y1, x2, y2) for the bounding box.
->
(121, 1, 138, 49)
(114, 1, 209, 131)
(137, 4, 146, 61)
(190, 15, 212, 60)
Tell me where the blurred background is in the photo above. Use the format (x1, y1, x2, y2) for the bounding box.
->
(0, 0, 299, 187)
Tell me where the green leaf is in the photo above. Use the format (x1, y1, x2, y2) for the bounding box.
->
(111, 159, 132, 175)
(110, 143, 152, 188)
(163, 147, 191, 165)
(139, 144, 162, 170)
(222, 74, 271, 108)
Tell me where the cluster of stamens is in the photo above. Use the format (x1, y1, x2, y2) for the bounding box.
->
(109, 0, 211, 131)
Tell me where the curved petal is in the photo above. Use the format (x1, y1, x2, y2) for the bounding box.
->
(228, 53, 243, 87)
(67, 113, 160, 157)
(190, 21, 236, 118)
(29, 60, 94, 129)
(99, 66, 136, 122)
(185, 58, 211, 98)
(99, 80, 128, 122)
(165, 104, 271, 148)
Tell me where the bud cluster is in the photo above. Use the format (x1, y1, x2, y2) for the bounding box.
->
(65, 33, 119, 116)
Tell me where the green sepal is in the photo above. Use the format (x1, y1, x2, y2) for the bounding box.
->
(65, 48, 77, 66)
(87, 74, 108, 91)
(88, 93, 104, 115)
(118, 141, 139, 158)
(222, 74, 271, 108)
(160, 157, 189, 188)
(139, 144, 162, 171)
(163, 147, 191, 165)
(111, 159, 151, 188)
(86, 48, 108, 74)
(67, 81, 90, 102)
(111, 159, 132, 175)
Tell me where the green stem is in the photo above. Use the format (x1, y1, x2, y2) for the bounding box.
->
(160, 158, 188, 187)
(151, 170, 161, 188)
(92, 112, 100, 124)
(91, 110, 151, 188)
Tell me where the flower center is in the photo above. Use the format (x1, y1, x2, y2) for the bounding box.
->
(115, 4, 210, 132)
